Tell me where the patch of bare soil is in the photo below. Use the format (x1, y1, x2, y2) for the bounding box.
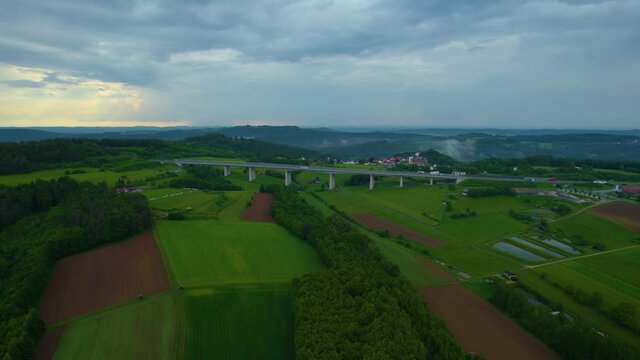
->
(39, 231, 170, 324)
(590, 201, 640, 232)
(421, 284, 559, 360)
(241, 192, 275, 222)
(352, 213, 444, 247)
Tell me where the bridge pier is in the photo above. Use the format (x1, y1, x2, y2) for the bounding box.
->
(223, 165, 231, 177)
(430, 178, 433, 186)
(399, 176, 403, 188)
(285, 170, 292, 186)
(248, 167, 256, 182)
(369, 174, 375, 190)
(455, 177, 464, 185)
(329, 173, 336, 190)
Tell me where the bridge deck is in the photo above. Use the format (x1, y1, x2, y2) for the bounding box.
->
(164, 159, 580, 184)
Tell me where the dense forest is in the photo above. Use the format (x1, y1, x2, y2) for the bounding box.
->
(0, 178, 151, 359)
(487, 281, 640, 360)
(268, 186, 468, 359)
(0, 134, 317, 176)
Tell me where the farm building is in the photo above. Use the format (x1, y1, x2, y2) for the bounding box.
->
(501, 271, 518, 281)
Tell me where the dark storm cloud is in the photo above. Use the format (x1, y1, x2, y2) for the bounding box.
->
(0, 0, 639, 127)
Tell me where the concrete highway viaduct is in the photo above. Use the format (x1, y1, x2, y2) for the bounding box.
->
(161, 159, 579, 190)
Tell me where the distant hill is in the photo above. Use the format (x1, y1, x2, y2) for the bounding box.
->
(0, 129, 65, 142)
(1, 125, 639, 161)
(201, 126, 640, 162)
(0, 128, 215, 142)
(215, 125, 430, 150)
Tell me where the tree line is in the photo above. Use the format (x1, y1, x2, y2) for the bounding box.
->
(0, 178, 151, 359)
(488, 280, 640, 360)
(537, 273, 639, 335)
(267, 185, 470, 359)
(0, 134, 318, 176)
(168, 166, 240, 191)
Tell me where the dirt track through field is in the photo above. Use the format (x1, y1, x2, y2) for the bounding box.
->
(241, 192, 275, 222)
(352, 213, 444, 247)
(35, 326, 65, 360)
(590, 201, 640, 232)
(39, 231, 170, 324)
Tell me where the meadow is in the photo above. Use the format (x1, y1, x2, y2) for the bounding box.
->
(532, 261, 640, 309)
(223, 170, 284, 192)
(144, 189, 251, 219)
(579, 247, 640, 288)
(155, 220, 322, 287)
(303, 192, 451, 287)
(315, 183, 537, 276)
(183, 285, 294, 360)
(516, 269, 640, 345)
(550, 211, 639, 251)
(52, 293, 176, 360)
(0, 167, 163, 186)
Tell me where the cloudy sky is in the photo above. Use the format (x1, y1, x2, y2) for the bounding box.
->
(0, 0, 639, 128)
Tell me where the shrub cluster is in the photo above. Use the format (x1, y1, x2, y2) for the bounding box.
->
(168, 166, 240, 190)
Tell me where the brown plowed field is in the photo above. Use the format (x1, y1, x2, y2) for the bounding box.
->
(352, 213, 444, 247)
(421, 284, 559, 360)
(418, 257, 456, 282)
(35, 326, 65, 360)
(241, 192, 275, 222)
(590, 201, 640, 232)
(39, 231, 170, 324)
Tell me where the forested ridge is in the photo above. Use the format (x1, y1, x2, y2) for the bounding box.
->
(0, 178, 151, 359)
(268, 186, 468, 359)
(0, 134, 317, 176)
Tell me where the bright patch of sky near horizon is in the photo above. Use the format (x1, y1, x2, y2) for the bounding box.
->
(0, 0, 638, 128)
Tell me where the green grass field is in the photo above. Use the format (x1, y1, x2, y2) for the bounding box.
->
(517, 268, 640, 345)
(144, 189, 249, 219)
(183, 285, 294, 360)
(579, 247, 640, 288)
(155, 220, 322, 287)
(225, 171, 284, 192)
(0, 167, 163, 187)
(154, 216, 322, 359)
(315, 185, 534, 276)
(53, 293, 176, 360)
(217, 192, 253, 220)
(306, 191, 515, 282)
(532, 260, 640, 308)
(551, 212, 638, 251)
(437, 213, 528, 245)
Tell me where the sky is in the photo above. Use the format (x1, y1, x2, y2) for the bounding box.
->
(0, 0, 639, 129)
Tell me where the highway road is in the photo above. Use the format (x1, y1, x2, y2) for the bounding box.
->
(163, 159, 588, 184)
